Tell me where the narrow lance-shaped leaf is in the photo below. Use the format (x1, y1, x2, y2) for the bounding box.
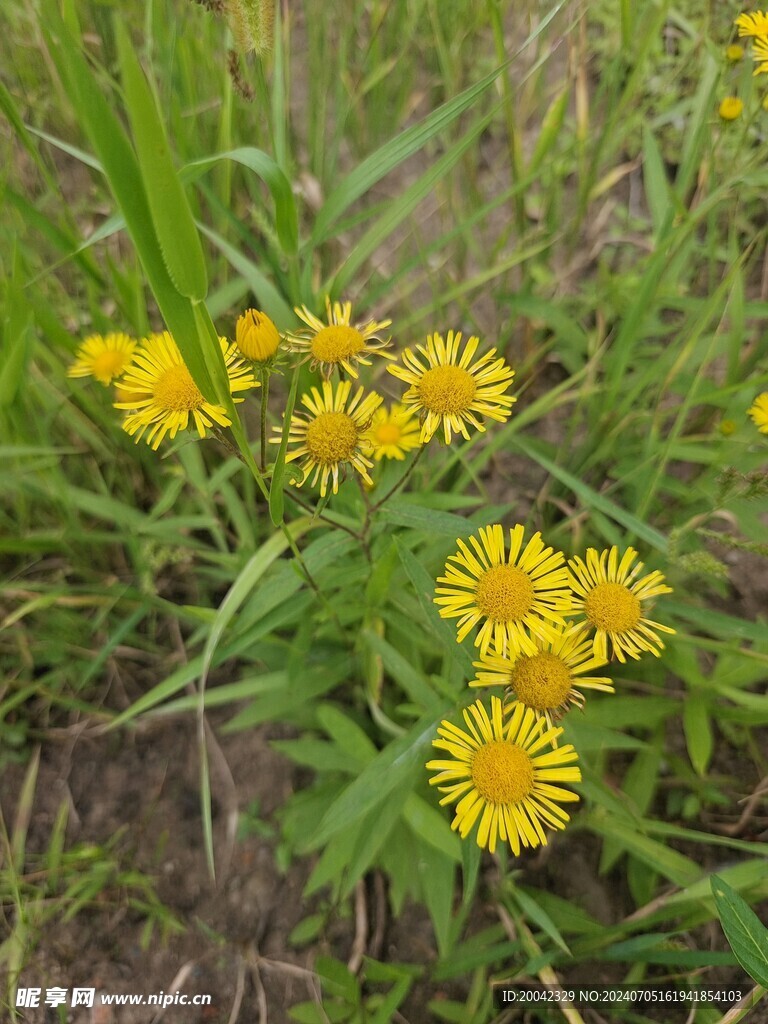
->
(114, 20, 208, 302)
(711, 875, 768, 988)
(184, 148, 298, 255)
(41, 10, 218, 402)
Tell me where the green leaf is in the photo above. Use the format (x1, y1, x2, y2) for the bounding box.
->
(642, 127, 672, 238)
(527, 86, 569, 175)
(310, 0, 568, 244)
(198, 222, 295, 327)
(711, 875, 768, 988)
(584, 810, 701, 887)
(185, 148, 298, 254)
(379, 500, 473, 538)
(316, 705, 377, 767)
(329, 105, 498, 294)
(511, 436, 668, 552)
(394, 537, 475, 678)
(402, 793, 461, 862)
(114, 21, 207, 300)
(510, 886, 571, 956)
(308, 711, 447, 849)
(41, 10, 219, 402)
(682, 697, 713, 776)
(0, 255, 32, 407)
(199, 519, 312, 691)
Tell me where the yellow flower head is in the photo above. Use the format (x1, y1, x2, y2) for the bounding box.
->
(388, 331, 516, 444)
(567, 546, 675, 663)
(719, 96, 744, 120)
(753, 36, 768, 74)
(68, 333, 136, 385)
(365, 403, 422, 461)
(471, 624, 613, 732)
(273, 379, 382, 496)
(116, 331, 258, 449)
(748, 392, 768, 433)
(735, 11, 768, 37)
(427, 695, 581, 855)
(435, 524, 572, 658)
(285, 298, 392, 379)
(235, 308, 280, 362)
(726, 43, 745, 61)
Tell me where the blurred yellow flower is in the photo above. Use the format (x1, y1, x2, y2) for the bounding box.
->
(68, 333, 136, 385)
(735, 11, 768, 37)
(753, 36, 768, 73)
(435, 524, 571, 658)
(286, 298, 392, 379)
(235, 308, 280, 361)
(116, 332, 258, 449)
(748, 392, 768, 433)
(274, 379, 382, 495)
(568, 547, 675, 663)
(719, 418, 737, 436)
(388, 331, 515, 444)
(427, 695, 581, 854)
(365, 403, 421, 461)
(726, 43, 745, 61)
(719, 96, 744, 119)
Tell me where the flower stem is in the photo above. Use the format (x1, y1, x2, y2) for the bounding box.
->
(259, 368, 270, 471)
(369, 445, 425, 512)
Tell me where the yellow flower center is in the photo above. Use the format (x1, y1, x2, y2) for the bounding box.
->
(474, 565, 535, 623)
(305, 411, 359, 464)
(92, 349, 129, 382)
(471, 740, 534, 805)
(418, 365, 477, 415)
(311, 325, 365, 363)
(153, 363, 204, 412)
(511, 652, 573, 710)
(584, 582, 641, 633)
(375, 422, 402, 445)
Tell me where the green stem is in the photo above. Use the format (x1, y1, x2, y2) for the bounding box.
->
(369, 446, 426, 513)
(259, 368, 270, 471)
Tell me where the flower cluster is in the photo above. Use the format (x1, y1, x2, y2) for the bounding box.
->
(68, 300, 517, 494)
(427, 524, 675, 855)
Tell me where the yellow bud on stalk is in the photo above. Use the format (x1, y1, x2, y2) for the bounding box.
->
(236, 309, 280, 362)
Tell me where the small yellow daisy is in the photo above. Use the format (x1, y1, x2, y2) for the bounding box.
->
(471, 625, 614, 731)
(719, 96, 744, 120)
(274, 379, 382, 496)
(365, 403, 422, 461)
(726, 43, 745, 61)
(567, 546, 675, 663)
(235, 308, 280, 362)
(116, 331, 258, 449)
(735, 11, 768, 37)
(427, 695, 581, 855)
(388, 330, 515, 444)
(748, 392, 768, 433)
(68, 333, 136, 385)
(752, 36, 768, 74)
(285, 298, 392, 378)
(435, 524, 572, 658)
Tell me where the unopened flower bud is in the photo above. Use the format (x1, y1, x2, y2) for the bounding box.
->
(236, 308, 280, 362)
